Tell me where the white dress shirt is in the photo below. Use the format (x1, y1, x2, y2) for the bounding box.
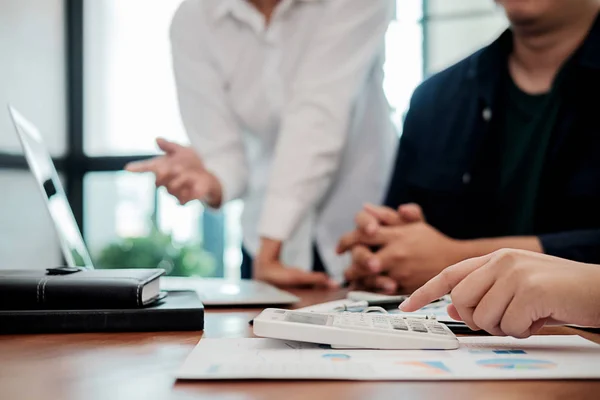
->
(170, 0, 397, 280)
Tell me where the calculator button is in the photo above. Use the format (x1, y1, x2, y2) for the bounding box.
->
(371, 316, 391, 329)
(409, 323, 428, 333)
(392, 323, 409, 331)
(429, 326, 449, 335)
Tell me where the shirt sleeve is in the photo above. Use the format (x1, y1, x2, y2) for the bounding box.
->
(258, 0, 395, 241)
(540, 230, 600, 264)
(169, 2, 248, 204)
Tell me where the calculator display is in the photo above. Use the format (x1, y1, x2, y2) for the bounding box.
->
(285, 313, 329, 325)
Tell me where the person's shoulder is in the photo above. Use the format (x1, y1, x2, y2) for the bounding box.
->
(172, 0, 206, 19)
(410, 49, 484, 108)
(170, 0, 211, 36)
(175, 0, 216, 13)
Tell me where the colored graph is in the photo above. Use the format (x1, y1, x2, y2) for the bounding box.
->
(469, 349, 527, 355)
(476, 359, 556, 370)
(398, 361, 451, 375)
(322, 354, 351, 362)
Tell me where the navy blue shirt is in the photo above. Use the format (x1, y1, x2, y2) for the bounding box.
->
(385, 14, 600, 264)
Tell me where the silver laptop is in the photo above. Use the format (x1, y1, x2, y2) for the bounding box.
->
(8, 105, 300, 306)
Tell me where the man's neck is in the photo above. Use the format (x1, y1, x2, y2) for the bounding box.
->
(247, 0, 281, 24)
(509, 8, 599, 94)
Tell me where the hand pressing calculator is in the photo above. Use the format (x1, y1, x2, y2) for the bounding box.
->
(253, 309, 459, 350)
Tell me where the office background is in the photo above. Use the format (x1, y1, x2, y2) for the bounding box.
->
(0, 0, 507, 277)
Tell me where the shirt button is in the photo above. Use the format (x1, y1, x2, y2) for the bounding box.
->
(462, 173, 471, 185)
(482, 108, 492, 122)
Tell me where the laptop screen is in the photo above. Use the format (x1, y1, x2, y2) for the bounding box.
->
(8, 106, 94, 269)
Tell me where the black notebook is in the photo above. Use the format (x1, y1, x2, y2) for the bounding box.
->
(0, 290, 204, 334)
(0, 268, 164, 310)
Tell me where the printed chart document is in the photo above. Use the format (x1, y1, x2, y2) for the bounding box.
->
(177, 336, 600, 381)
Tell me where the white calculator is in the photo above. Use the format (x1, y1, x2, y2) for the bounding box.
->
(253, 309, 459, 350)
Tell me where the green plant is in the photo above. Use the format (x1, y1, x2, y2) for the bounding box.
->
(95, 226, 216, 277)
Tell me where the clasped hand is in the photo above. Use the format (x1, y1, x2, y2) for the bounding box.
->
(337, 203, 466, 294)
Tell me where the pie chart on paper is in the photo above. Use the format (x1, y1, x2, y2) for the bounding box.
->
(322, 354, 351, 362)
(476, 359, 556, 370)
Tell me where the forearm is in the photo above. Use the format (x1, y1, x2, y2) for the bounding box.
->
(255, 238, 283, 272)
(540, 230, 600, 264)
(456, 236, 543, 261)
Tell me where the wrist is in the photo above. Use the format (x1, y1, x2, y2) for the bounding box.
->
(556, 263, 600, 328)
(204, 173, 223, 208)
(589, 269, 600, 327)
(256, 238, 283, 269)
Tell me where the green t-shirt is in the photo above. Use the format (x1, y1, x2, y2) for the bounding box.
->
(497, 74, 562, 235)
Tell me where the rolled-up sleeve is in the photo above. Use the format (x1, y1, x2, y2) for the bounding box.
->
(258, 0, 394, 241)
(170, 2, 248, 203)
(540, 230, 600, 264)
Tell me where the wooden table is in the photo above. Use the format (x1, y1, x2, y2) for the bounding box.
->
(2, 289, 600, 400)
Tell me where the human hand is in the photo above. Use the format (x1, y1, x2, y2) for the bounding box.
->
(254, 238, 338, 289)
(400, 249, 600, 338)
(336, 203, 425, 253)
(342, 222, 465, 294)
(125, 138, 222, 207)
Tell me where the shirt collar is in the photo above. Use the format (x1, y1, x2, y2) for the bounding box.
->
(212, 0, 323, 22)
(578, 11, 600, 70)
(468, 10, 600, 105)
(212, 0, 240, 21)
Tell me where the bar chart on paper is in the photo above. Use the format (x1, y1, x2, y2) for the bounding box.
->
(476, 359, 556, 370)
